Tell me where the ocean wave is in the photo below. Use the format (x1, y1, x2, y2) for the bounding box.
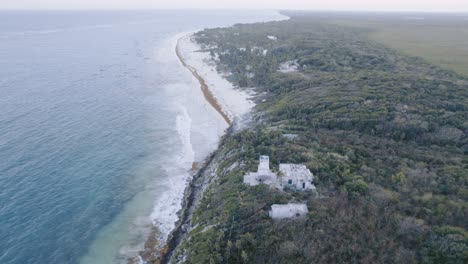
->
(175, 106, 195, 166)
(149, 106, 195, 240)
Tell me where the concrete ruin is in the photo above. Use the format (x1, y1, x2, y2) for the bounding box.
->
(243, 155, 277, 186)
(278, 60, 299, 73)
(278, 164, 316, 191)
(269, 203, 309, 219)
(243, 156, 316, 191)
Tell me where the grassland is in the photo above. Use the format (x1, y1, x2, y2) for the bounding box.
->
(321, 12, 468, 76)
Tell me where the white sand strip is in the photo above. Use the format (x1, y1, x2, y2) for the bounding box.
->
(176, 34, 255, 124)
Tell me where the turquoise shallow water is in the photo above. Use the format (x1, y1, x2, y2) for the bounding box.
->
(0, 10, 285, 264)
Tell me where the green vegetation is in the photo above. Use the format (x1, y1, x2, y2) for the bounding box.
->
(176, 12, 467, 263)
(317, 12, 468, 76)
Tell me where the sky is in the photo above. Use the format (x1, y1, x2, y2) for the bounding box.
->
(1, 0, 468, 12)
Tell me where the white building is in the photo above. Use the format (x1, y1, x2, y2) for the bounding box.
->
(244, 156, 316, 192)
(243, 156, 277, 186)
(278, 60, 299, 73)
(269, 203, 308, 219)
(278, 164, 316, 191)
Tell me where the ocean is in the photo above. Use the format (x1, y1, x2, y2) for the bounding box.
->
(0, 10, 285, 264)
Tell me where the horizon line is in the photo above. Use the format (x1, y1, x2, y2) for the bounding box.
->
(0, 8, 467, 14)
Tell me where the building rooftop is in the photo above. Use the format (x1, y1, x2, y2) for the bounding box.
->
(244, 156, 316, 192)
(279, 164, 313, 182)
(269, 203, 308, 219)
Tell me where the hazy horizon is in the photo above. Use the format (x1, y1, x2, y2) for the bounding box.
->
(2, 9, 468, 14)
(1, 0, 468, 13)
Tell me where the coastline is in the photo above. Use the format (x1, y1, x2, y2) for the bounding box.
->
(138, 13, 289, 263)
(159, 149, 225, 264)
(137, 32, 250, 264)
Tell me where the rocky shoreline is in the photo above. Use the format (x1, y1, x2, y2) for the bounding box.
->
(139, 129, 231, 263)
(160, 142, 226, 263)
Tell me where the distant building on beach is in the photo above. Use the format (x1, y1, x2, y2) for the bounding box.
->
(269, 203, 308, 219)
(243, 155, 316, 191)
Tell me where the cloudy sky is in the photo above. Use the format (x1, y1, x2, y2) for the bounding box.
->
(1, 0, 468, 12)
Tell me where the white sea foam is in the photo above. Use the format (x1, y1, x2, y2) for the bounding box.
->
(146, 32, 221, 247)
(147, 26, 261, 242)
(175, 107, 195, 166)
(149, 106, 194, 238)
(145, 30, 237, 249)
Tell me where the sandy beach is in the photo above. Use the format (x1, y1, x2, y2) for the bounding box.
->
(176, 34, 255, 125)
(176, 39, 232, 125)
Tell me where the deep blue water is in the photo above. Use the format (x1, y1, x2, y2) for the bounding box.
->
(0, 10, 284, 264)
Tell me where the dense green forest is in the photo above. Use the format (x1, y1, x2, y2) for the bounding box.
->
(174, 12, 467, 263)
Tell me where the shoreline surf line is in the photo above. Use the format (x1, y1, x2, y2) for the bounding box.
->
(175, 36, 233, 125)
(135, 33, 233, 264)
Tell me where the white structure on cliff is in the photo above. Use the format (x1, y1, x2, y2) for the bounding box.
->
(243, 156, 316, 191)
(269, 204, 309, 219)
(278, 164, 316, 191)
(243, 156, 277, 186)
